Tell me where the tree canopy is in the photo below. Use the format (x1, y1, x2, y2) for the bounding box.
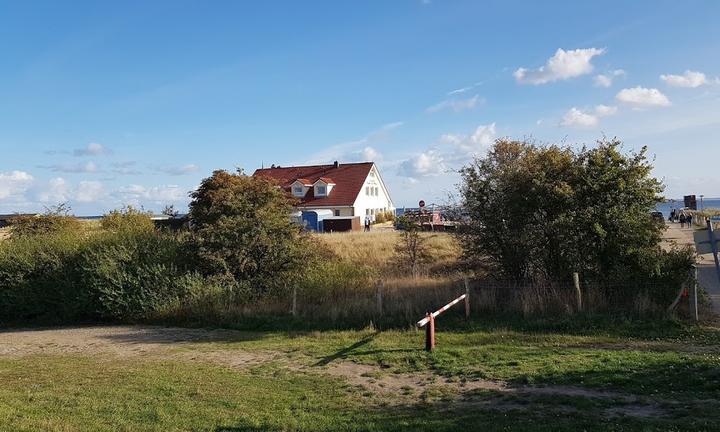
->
(188, 170, 308, 293)
(459, 138, 690, 287)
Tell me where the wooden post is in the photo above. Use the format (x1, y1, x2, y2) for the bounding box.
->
(291, 286, 297, 317)
(691, 265, 699, 321)
(464, 278, 470, 320)
(376, 280, 383, 317)
(573, 272, 582, 312)
(425, 313, 435, 351)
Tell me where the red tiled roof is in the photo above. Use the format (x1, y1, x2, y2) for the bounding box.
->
(253, 162, 373, 207)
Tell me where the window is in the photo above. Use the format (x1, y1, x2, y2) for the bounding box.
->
(366, 209, 370, 215)
(366, 186, 370, 196)
(316, 185, 326, 196)
(374, 187, 379, 196)
(334, 209, 340, 217)
(292, 186, 303, 196)
(371, 209, 375, 215)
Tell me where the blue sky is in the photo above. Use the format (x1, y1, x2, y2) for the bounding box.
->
(1, 0, 719, 215)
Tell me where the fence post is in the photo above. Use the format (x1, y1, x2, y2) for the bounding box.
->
(573, 272, 582, 312)
(425, 313, 435, 351)
(464, 278, 470, 320)
(376, 280, 383, 317)
(291, 286, 297, 317)
(690, 265, 699, 321)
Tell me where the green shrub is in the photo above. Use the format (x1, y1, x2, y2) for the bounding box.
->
(8, 203, 83, 239)
(0, 231, 85, 321)
(100, 206, 155, 232)
(77, 229, 193, 320)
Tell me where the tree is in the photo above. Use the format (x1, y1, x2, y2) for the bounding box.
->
(394, 216, 430, 278)
(188, 169, 308, 293)
(161, 204, 179, 218)
(458, 137, 689, 287)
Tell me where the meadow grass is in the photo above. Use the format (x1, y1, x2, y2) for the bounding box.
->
(1, 320, 719, 431)
(316, 230, 463, 277)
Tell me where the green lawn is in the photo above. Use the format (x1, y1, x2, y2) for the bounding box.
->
(1, 319, 719, 431)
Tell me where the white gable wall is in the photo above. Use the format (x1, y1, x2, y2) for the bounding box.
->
(353, 164, 395, 221)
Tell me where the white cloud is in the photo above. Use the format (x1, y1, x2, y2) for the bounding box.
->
(36, 177, 70, 203)
(111, 161, 143, 175)
(593, 69, 625, 87)
(303, 121, 402, 165)
(399, 150, 447, 178)
(616, 86, 671, 107)
(426, 94, 482, 113)
(74, 142, 111, 157)
(41, 161, 99, 174)
(75, 181, 105, 203)
(398, 123, 497, 179)
(115, 184, 187, 205)
(514, 48, 605, 85)
(158, 164, 200, 176)
(0, 171, 34, 200)
(447, 82, 483, 96)
(560, 105, 618, 128)
(561, 108, 599, 128)
(660, 70, 707, 88)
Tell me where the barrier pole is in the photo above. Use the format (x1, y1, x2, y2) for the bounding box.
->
(425, 313, 435, 351)
(464, 278, 470, 320)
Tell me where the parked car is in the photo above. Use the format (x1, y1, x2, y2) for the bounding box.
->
(650, 211, 665, 224)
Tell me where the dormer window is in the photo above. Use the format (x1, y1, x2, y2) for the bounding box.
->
(316, 185, 327, 196)
(292, 186, 304, 196)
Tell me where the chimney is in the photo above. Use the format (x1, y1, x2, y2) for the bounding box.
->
(333, 161, 340, 169)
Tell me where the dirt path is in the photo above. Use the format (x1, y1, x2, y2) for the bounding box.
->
(663, 222, 720, 313)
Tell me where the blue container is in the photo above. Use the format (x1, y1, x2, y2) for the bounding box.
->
(301, 210, 334, 232)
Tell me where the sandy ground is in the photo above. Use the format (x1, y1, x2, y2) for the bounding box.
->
(663, 222, 720, 313)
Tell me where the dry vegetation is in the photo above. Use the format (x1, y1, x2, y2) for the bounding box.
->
(317, 230, 463, 279)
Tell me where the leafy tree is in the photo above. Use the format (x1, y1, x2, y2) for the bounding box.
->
(161, 204, 179, 217)
(188, 169, 308, 293)
(459, 137, 692, 289)
(394, 216, 430, 278)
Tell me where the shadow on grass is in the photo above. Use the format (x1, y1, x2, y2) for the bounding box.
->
(313, 331, 379, 366)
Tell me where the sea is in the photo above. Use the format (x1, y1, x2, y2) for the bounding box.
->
(656, 198, 720, 218)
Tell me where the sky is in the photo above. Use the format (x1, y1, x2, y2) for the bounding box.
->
(1, 0, 719, 215)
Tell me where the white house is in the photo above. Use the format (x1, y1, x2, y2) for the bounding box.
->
(253, 161, 394, 221)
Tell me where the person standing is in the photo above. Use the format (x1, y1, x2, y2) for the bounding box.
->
(679, 213, 686, 228)
(687, 214, 693, 228)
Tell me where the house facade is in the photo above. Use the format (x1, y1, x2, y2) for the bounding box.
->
(253, 161, 394, 221)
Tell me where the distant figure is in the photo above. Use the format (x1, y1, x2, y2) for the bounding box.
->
(669, 209, 676, 222)
(687, 214, 693, 228)
(679, 213, 686, 228)
(364, 216, 371, 232)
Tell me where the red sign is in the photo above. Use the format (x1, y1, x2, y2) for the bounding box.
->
(419, 200, 425, 208)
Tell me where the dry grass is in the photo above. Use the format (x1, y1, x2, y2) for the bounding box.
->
(316, 230, 462, 277)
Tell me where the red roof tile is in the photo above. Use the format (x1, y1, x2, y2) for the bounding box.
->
(253, 162, 373, 207)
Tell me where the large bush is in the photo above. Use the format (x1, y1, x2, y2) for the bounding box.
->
(0, 210, 197, 323)
(459, 138, 694, 299)
(188, 169, 310, 293)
